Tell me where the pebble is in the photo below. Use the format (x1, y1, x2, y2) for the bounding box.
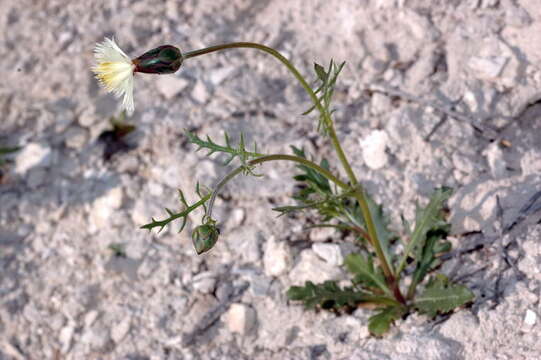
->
(155, 75, 189, 100)
(208, 66, 236, 86)
(191, 80, 210, 104)
(289, 249, 342, 284)
(309, 226, 335, 242)
(359, 130, 389, 170)
(90, 187, 123, 230)
(59, 324, 74, 353)
(483, 142, 507, 178)
(312, 243, 344, 267)
(263, 236, 292, 277)
(111, 316, 131, 343)
(78, 109, 98, 127)
(221, 303, 257, 336)
(524, 309, 537, 326)
(192, 271, 217, 294)
(468, 55, 509, 79)
(64, 126, 88, 149)
(14, 142, 51, 174)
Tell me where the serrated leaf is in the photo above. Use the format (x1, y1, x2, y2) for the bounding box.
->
(287, 281, 367, 310)
(287, 281, 398, 311)
(368, 306, 406, 336)
(344, 253, 391, 296)
(397, 187, 453, 274)
(414, 274, 474, 318)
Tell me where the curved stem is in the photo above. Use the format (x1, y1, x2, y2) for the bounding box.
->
(184, 42, 399, 299)
(206, 154, 348, 220)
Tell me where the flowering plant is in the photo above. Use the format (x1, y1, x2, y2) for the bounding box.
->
(93, 37, 474, 335)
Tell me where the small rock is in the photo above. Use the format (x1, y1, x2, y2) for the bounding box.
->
(263, 236, 292, 277)
(483, 142, 507, 178)
(359, 130, 389, 170)
(370, 93, 392, 116)
(64, 126, 88, 149)
(78, 109, 98, 127)
(309, 226, 335, 242)
(59, 325, 74, 353)
(14, 142, 51, 174)
(289, 249, 342, 284)
(90, 187, 123, 230)
(312, 243, 344, 267)
(192, 271, 216, 294)
(155, 76, 189, 99)
(191, 80, 210, 103)
(209, 66, 236, 86)
(111, 316, 131, 343)
(222, 303, 257, 336)
(452, 152, 476, 175)
(84, 310, 99, 328)
(524, 309, 537, 326)
(81, 325, 111, 350)
(468, 55, 509, 79)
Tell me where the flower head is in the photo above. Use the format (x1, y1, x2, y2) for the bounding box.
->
(93, 37, 136, 115)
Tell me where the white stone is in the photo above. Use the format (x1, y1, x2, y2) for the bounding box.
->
(84, 310, 99, 328)
(90, 187, 123, 230)
(191, 80, 210, 104)
(524, 309, 537, 326)
(111, 317, 131, 343)
(309, 226, 335, 242)
(155, 76, 189, 99)
(289, 249, 342, 284)
(209, 66, 236, 86)
(14, 142, 51, 174)
(221, 303, 257, 336)
(370, 93, 391, 116)
(78, 109, 98, 127)
(64, 126, 88, 149)
(192, 271, 216, 294)
(359, 130, 389, 170)
(312, 243, 344, 267)
(468, 56, 509, 79)
(263, 236, 292, 277)
(483, 143, 507, 178)
(59, 325, 74, 353)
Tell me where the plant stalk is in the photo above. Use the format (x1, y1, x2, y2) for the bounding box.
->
(184, 42, 402, 302)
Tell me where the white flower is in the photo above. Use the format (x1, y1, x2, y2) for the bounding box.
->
(92, 37, 136, 115)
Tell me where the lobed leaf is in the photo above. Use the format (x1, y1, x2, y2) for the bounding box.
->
(368, 306, 406, 336)
(344, 253, 391, 296)
(397, 187, 453, 275)
(414, 274, 474, 318)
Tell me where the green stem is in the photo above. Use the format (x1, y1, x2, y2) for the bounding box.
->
(206, 154, 348, 219)
(184, 42, 400, 300)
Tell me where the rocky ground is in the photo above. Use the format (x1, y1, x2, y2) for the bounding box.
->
(1, 0, 541, 359)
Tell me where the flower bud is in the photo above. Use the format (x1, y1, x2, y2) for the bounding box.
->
(133, 45, 183, 74)
(192, 224, 220, 255)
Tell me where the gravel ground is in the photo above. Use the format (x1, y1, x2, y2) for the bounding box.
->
(1, 0, 541, 359)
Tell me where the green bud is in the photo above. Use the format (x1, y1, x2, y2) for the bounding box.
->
(133, 45, 183, 74)
(191, 224, 220, 254)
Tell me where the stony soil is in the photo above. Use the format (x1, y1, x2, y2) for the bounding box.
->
(1, 0, 540, 359)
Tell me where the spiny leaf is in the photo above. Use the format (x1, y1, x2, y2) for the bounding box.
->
(397, 187, 453, 274)
(368, 306, 406, 336)
(414, 274, 474, 318)
(185, 130, 264, 166)
(344, 253, 391, 296)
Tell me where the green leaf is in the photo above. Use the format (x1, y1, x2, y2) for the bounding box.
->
(287, 281, 367, 310)
(368, 306, 406, 336)
(409, 232, 451, 296)
(314, 62, 328, 82)
(414, 274, 474, 318)
(397, 187, 453, 274)
(344, 253, 391, 296)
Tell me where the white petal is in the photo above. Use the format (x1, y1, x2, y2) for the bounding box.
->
(94, 37, 131, 64)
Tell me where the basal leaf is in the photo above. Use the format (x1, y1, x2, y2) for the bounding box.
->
(397, 187, 453, 274)
(344, 253, 391, 296)
(287, 280, 367, 310)
(368, 306, 406, 336)
(414, 274, 474, 318)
